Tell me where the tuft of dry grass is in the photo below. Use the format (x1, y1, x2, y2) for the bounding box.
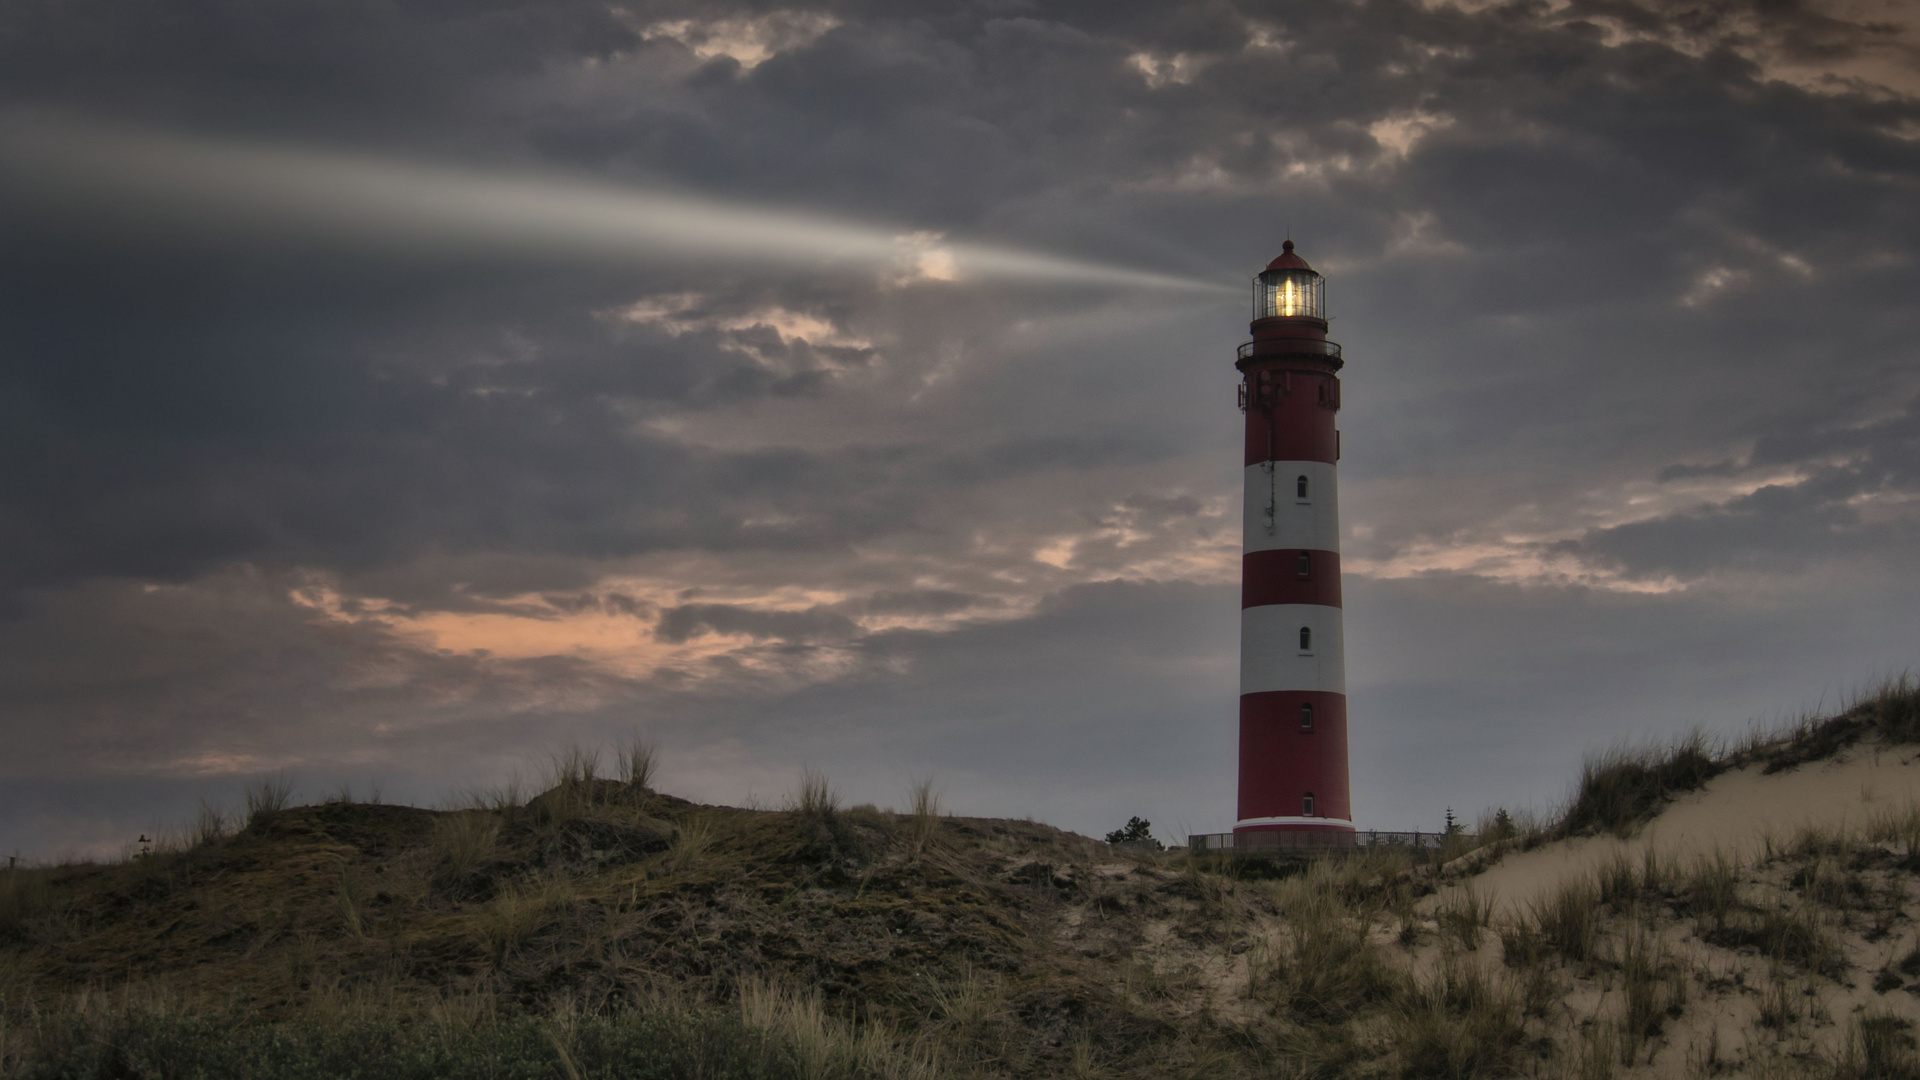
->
(190, 800, 231, 848)
(1757, 963, 1808, 1031)
(921, 960, 1006, 1038)
(1533, 875, 1601, 964)
(1679, 849, 1743, 931)
(481, 875, 572, 964)
(0, 865, 54, 943)
(1273, 891, 1394, 1023)
(1574, 1020, 1616, 1080)
(1832, 1010, 1920, 1080)
(335, 870, 369, 938)
(1389, 958, 1526, 1079)
(532, 747, 603, 826)
(617, 737, 659, 792)
(661, 813, 714, 875)
(243, 775, 294, 829)
(906, 775, 941, 853)
(1616, 917, 1687, 1065)
(1703, 900, 1848, 979)
(740, 979, 935, 1080)
(433, 811, 500, 886)
(794, 768, 840, 818)
(1438, 883, 1493, 952)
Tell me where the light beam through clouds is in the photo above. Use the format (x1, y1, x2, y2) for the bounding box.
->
(0, 114, 1228, 294)
(2, 0, 1917, 862)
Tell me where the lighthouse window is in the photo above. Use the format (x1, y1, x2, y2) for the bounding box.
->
(1302, 792, 1316, 816)
(1296, 475, 1309, 501)
(1296, 552, 1310, 578)
(1300, 702, 1314, 731)
(1298, 626, 1313, 652)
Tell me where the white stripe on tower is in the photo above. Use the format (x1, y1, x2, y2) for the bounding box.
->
(1239, 605, 1345, 695)
(1241, 460, 1341, 553)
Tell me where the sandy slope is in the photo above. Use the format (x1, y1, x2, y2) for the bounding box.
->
(1427, 741, 1920, 1077)
(1467, 744, 1920, 916)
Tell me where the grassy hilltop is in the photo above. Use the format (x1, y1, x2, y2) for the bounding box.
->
(4, 680, 1920, 1079)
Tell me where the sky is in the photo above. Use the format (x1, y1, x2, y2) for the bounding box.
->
(2, 0, 1918, 861)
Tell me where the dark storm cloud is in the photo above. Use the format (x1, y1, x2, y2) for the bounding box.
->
(2, 0, 1918, 857)
(656, 603, 861, 643)
(852, 589, 986, 618)
(1556, 395, 1920, 579)
(0, 223, 1154, 603)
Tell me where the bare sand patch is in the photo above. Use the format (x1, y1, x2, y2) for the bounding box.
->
(1470, 743, 1920, 915)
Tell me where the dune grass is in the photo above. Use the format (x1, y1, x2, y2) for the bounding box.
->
(1493, 676, 1920, 846)
(1556, 734, 1721, 839)
(8, 674, 1920, 1079)
(793, 768, 840, 818)
(2, 988, 831, 1080)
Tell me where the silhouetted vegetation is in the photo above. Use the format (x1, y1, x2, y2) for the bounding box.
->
(1547, 676, 1920, 840)
(1103, 816, 1158, 847)
(9, 675, 1920, 1078)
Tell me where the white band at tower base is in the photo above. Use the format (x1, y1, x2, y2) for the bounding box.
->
(1234, 816, 1357, 829)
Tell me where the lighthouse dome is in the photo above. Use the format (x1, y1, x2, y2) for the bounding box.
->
(1264, 239, 1315, 273)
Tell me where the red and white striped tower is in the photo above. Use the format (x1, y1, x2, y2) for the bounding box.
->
(1233, 240, 1354, 846)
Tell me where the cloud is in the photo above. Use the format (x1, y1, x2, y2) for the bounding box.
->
(655, 602, 861, 644)
(631, 10, 841, 70)
(1549, 397, 1920, 581)
(1, 0, 1918, 860)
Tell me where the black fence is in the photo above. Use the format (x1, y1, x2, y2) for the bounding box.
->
(1185, 830, 1469, 858)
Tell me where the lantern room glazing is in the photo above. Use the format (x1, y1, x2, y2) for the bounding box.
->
(1253, 267, 1325, 321)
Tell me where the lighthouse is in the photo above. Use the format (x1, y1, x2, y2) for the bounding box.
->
(1233, 241, 1354, 846)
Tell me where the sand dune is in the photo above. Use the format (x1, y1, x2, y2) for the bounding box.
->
(1468, 743, 1920, 914)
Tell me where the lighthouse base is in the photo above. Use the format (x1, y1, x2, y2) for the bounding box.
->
(1232, 819, 1356, 850)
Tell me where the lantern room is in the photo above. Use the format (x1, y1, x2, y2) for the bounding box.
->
(1252, 240, 1325, 322)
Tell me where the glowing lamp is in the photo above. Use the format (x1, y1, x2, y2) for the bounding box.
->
(1252, 241, 1326, 321)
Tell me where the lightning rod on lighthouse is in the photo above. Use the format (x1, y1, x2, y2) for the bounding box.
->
(1233, 240, 1355, 847)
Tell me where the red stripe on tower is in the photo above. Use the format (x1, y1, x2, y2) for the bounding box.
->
(1233, 241, 1354, 842)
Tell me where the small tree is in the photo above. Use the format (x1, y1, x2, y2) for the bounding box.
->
(1104, 816, 1160, 849)
(1490, 808, 1516, 842)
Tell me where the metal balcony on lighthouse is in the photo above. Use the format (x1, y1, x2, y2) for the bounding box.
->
(1237, 240, 1343, 367)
